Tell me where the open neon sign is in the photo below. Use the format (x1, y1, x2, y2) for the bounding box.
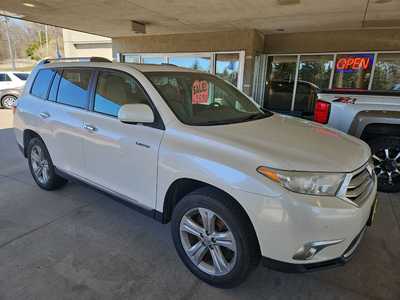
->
(335, 54, 374, 73)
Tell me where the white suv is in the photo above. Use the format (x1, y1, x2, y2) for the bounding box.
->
(14, 58, 377, 288)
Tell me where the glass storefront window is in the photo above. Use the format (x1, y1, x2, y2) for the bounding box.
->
(332, 53, 374, 90)
(215, 53, 240, 86)
(123, 55, 140, 63)
(294, 55, 333, 115)
(372, 53, 400, 91)
(121, 52, 244, 88)
(169, 55, 211, 73)
(264, 55, 297, 112)
(142, 57, 165, 64)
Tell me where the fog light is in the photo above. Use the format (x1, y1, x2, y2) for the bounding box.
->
(293, 239, 344, 260)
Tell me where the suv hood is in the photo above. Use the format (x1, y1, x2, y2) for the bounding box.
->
(193, 114, 370, 173)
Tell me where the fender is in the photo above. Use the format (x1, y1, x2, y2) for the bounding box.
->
(348, 110, 400, 138)
(0, 88, 22, 100)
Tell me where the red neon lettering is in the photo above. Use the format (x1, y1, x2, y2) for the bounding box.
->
(361, 58, 369, 69)
(345, 58, 354, 69)
(336, 57, 371, 71)
(353, 58, 361, 69)
(336, 58, 347, 70)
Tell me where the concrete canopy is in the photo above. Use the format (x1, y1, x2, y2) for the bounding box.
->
(1, 0, 400, 37)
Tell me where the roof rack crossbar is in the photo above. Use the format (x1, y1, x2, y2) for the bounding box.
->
(38, 57, 112, 65)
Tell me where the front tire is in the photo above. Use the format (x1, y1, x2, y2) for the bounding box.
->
(370, 136, 400, 193)
(171, 187, 260, 288)
(27, 137, 67, 190)
(1, 95, 17, 109)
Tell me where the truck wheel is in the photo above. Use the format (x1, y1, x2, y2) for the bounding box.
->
(369, 137, 400, 193)
(27, 137, 68, 190)
(171, 187, 260, 288)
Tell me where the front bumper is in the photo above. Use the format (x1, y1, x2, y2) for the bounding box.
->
(230, 174, 377, 267)
(262, 224, 367, 273)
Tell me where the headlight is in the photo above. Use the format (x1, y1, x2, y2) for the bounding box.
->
(257, 166, 346, 196)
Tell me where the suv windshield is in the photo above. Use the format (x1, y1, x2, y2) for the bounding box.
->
(146, 72, 272, 125)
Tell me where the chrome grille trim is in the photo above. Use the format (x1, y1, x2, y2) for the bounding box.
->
(337, 162, 375, 207)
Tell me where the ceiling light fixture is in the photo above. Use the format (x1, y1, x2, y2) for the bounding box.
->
(23, 3, 36, 8)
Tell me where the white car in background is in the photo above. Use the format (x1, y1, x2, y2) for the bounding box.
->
(0, 71, 29, 108)
(14, 58, 377, 288)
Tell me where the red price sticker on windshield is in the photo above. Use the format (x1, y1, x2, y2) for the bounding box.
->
(192, 80, 209, 104)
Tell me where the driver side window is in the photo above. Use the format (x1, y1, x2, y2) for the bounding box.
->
(94, 71, 150, 117)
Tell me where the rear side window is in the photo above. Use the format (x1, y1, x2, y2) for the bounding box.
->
(31, 69, 55, 99)
(0, 73, 11, 81)
(94, 71, 150, 117)
(57, 69, 91, 109)
(13, 73, 29, 81)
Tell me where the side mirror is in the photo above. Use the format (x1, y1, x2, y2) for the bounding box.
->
(118, 104, 155, 124)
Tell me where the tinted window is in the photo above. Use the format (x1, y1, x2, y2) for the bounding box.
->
(48, 70, 62, 102)
(264, 81, 294, 111)
(57, 69, 91, 109)
(13, 73, 29, 81)
(31, 69, 55, 99)
(0, 73, 11, 81)
(94, 71, 149, 117)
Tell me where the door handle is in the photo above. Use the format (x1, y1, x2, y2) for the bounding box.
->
(83, 123, 97, 132)
(39, 112, 50, 119)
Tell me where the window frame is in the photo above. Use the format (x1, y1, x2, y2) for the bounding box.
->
(47, 68, 62, 102)
(55, 67, 95, 110)
(259, 51, 400, 111)
(89, 68, 165, 130)
(30, 68, 57, 100)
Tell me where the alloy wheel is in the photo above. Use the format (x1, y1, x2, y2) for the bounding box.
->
(2, 96, 16, 109)
(179, 207, 237, 276)
(31, 145, 50, 185)
(373, 147, 400, 186)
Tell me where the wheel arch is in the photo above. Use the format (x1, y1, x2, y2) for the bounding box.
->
(23, 129, 43, 158)
(360, 123, 400, 142)
(161, 177, 261, 256)
(349, 110, 400, 139)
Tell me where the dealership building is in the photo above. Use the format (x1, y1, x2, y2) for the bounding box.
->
(1, 0, 400, 114)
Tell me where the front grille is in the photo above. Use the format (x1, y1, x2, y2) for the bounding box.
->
(345, 164, 374, 206)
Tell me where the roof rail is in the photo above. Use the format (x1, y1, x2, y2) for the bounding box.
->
(38, 57, 112, 65)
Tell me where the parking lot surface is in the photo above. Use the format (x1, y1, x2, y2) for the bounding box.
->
(0, 110, 399, 299)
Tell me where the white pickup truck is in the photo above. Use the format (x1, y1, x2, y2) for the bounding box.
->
(315, 90, 400, 193)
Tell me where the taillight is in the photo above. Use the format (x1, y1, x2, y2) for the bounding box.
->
(314, 100, 331, 124)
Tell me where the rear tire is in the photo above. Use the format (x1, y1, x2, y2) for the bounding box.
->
(1, 95, 17, 109)
(27, 137, 67, 190)
(369, 136, 400, 193)
(171, 187, 260, 288)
